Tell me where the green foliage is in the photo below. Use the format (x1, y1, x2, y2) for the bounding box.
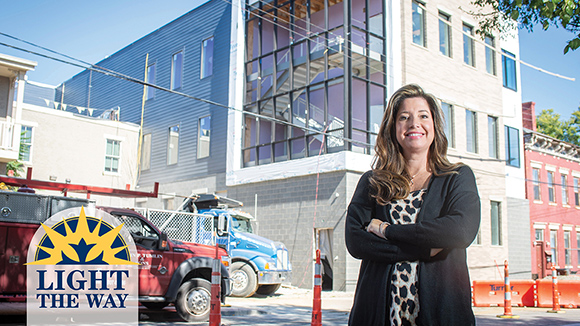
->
(536, 107, 580, 146)
(6, 160, 24, 177)
(469, 0, 580, 53)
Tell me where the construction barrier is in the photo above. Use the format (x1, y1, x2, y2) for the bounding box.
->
(472, 280, 535, 307)
(497, 260, 520, 318)
(311, 249, 322, 326)
(536, 278, 580, 308)
(209, 242, 221, 326)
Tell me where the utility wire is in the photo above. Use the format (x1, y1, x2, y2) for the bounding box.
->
(0, 38, 371, 147)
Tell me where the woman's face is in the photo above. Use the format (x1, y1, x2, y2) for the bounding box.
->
(394, 97, 435, 158)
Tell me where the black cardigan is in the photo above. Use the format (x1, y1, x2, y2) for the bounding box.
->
(345, 165, 480, 326)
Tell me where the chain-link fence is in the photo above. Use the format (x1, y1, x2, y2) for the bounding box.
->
(135, 208, 215, 245)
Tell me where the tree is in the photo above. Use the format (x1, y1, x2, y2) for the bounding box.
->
(536, 107, 580, 146)
(469, 0, 580, 53)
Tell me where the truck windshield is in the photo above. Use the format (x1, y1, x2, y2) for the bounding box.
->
(231, 216, 253, 233)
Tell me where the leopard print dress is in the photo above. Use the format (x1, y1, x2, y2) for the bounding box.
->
(388, 189, 426, 326)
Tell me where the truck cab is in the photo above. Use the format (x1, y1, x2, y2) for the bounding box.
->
(0, 191, 230, 322)
(184, 194, 292, 297)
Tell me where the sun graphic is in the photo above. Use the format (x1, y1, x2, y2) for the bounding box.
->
(26, 207, 138, 265)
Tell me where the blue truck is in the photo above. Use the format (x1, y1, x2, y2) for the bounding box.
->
(181, 194, 291, 297)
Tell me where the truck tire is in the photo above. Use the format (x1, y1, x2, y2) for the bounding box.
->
(175, 278, 212, 322)
(256, 283, 281, 295)
(231, 261, 258, 297)
(141, 302, 169, 310)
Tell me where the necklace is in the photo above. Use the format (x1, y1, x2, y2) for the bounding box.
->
(410, 173, 418, 185)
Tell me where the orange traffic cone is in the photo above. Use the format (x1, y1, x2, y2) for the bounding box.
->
(209, 242, 221, 326)
(548, 264, 565, 313)
(497, 260, 519, 319)
(311, 249, 322, 326)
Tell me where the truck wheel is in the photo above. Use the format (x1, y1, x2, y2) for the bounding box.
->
(231, 261, 258, 297)
(256, 284, 281, 295)
(141, 302, 168, 310)
(175, 278, 212, 322)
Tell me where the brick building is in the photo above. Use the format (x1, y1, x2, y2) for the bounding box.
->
(523, 101, 580, 278)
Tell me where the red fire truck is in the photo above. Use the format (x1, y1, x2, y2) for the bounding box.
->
(0, 173, 230, 322)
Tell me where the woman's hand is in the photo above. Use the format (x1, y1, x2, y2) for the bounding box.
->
(430, 248, 443, 257)
(366, 218, 389, 239)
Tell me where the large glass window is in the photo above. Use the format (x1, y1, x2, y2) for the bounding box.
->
(548, 171, 556, 203)
(19, 125, 33, 162)
(491, 201, 501, 246)
(201, 37, 214, 79)
(171, 51, 183, 90)
(439, 12, 451, 57)
(533, 168, 541, 201)
(441, 102, 454, 148)
(463, 24, 475, 67)
(198, 116, 211, 159)
(485, 36, 496, 75)
(488, 116, 498, 158)
(412, 1, 426, 47)
(146, 63, 156, 100)
(502, 49, 517, 91)
(505, 126, 520, 167)
(466, 110, 477, 153)
(242, 0, 386, 166)
(562, 174, 569, 205)
(105, 139, 120, 173)
(141, 133, 151, 171)
(167, 125, 179, 165)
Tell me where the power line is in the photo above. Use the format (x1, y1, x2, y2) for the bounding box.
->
(0, 37, 371, 147)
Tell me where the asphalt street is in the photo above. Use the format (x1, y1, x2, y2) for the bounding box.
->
(2, 286, 580, 325)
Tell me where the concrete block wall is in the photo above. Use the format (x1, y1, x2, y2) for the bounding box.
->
(228, 171, 351, 290)
(507, 197, 532, 279)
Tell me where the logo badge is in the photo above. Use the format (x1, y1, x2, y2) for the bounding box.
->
(26, 206, 138, 325)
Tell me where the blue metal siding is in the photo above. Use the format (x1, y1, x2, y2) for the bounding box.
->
(23, 82, 55, 107)
(57, 0, 232, 187)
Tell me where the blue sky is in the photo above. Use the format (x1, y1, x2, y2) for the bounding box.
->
(0, 1, 578, 120)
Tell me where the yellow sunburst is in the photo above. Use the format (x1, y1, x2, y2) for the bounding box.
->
(26, 207, 138, 265)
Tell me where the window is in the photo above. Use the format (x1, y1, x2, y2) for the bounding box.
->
(535, 228, 544, 242)
(201, 37, 214, 78)
(488, 116, 498, 158)
(412, 1, 426, 47)
(439, 12, 451, 57)
(533, 168, 541, 201)
(19, 125, 33, 162)
(466, 110, 477, 153)
(502, 49, 517, 90)
(548, 171, 556, 203)
(171, 51, 183, 90)
(562, 174, 569, 205)
(141, 133, 151, 170)
(463, 23, 475, 66)
(577, 232, 580, 266)
(474, 228, 482, 245)
(146, 63, 156, 100)
(105, 139, 120, 173)
(491, 201, 501, 246)
(505, 126, 520, 167)
(565, 230, 571, 266)
(550, 229, 558, 265)
(167, 125, 179, 165)
(198, 116, 211, 159)
(574, 177, 579, 206)
(441, 102, 454, 148)
(485, 36, 496, 75)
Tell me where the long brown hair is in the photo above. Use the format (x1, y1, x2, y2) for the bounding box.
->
(369, 84, 460, 205)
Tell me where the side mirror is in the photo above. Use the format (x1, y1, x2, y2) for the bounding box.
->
(158, 232, 169, 250)
(217, 214, 228, 236)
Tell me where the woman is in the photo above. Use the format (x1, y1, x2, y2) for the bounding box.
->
(345, 84, 480, 325)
